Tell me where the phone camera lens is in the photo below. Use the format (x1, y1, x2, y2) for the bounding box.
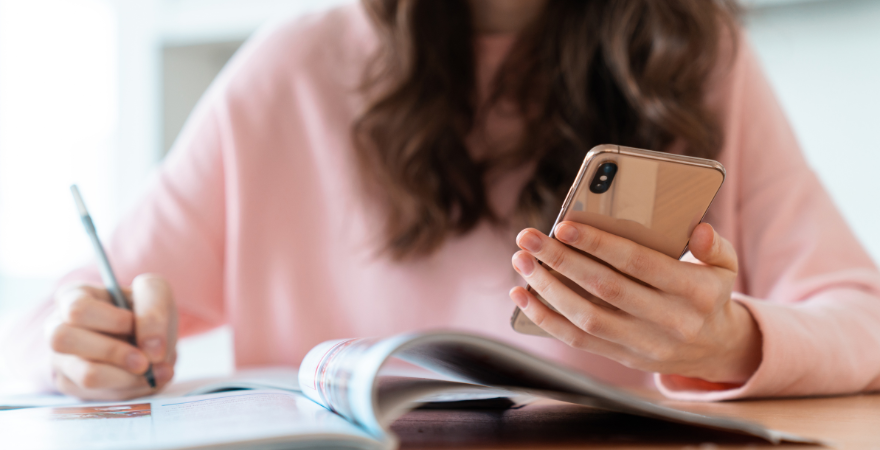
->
(589, 162, 618, 194)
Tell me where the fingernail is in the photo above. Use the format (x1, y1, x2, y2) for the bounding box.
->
(510, 288, 529, 309)
(126, 352, 147, 371)
(143, 338, 163, 361)
(518, 230, 543, 253)
(512, 252, 536, 276)
(555, 223, 578, 243)
(153, 364, 173, 384)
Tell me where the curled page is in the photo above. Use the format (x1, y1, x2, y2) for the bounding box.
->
(300, 337, 383, 423)
(299, 331, 819, 445)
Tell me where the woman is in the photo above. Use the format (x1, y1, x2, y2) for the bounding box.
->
(7, 0, 880, 401)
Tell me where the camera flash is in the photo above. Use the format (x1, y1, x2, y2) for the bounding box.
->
(600, 175, 608, 181)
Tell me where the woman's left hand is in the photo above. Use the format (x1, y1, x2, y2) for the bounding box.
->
(510, 222, 762, 384)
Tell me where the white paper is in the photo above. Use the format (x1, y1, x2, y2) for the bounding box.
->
(0, 390, 382, 450)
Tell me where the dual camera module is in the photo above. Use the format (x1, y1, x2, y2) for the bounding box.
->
(589, 162, 618, 194)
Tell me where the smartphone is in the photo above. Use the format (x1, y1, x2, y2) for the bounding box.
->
(510, 144, 725, 337)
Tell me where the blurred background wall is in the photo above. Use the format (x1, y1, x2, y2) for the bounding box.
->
(1, 0, 878, 391)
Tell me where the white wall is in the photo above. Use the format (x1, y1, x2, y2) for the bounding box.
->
(0, 0, 122, 310)
(745, 0, 880, 263)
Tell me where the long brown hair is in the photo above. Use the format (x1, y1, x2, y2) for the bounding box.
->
(354, 0, 739, 260)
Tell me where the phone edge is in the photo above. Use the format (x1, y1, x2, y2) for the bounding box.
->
(510, 144, 620, 333)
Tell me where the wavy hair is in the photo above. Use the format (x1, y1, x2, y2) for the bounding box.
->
(354, 0, 740, 260)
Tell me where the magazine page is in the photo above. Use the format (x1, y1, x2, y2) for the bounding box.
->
(299, 331, 818, 445)
(0, 393, 92, 410)
(298, 336, 518, 438)
(0, 389, 386, 450)
(0, 367, 300, 410)
(159, 366, 300, 398)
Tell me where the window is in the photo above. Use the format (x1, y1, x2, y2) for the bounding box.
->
(0, 0, 119, 314)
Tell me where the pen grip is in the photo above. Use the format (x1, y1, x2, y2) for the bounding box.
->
(80, 216, 129, 310)
(72, 186, 157, 388)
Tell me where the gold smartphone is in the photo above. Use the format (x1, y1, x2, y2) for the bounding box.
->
(510, 144, 725, 337)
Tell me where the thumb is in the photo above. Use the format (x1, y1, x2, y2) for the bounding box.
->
(687, 223, 738, 273)
(132, 274, 177, 364)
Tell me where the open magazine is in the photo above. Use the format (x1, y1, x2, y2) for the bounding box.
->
(0, 331, 816, 449)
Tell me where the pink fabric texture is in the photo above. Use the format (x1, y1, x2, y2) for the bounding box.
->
(7, 4, 880, 399)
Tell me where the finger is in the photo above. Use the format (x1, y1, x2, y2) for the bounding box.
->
(55, 354, 151, 392)
(512, 251, 636, 344)
(49, 323, 149, 374)
(515, 230, 662, 319)
(549, 223, 690, 293)
(132, 274, 176, 363)
(56, 283, 113, 304)
(151, 361, 176, 389)
(57, 295, 134, 335)
(53, 355, 175, 400)
(53, 366, 141, 401)
(685, 223, 738, 273)
(509, 286, 634, 359)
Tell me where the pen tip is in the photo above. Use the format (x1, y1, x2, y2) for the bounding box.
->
(145, 368, 157, 389)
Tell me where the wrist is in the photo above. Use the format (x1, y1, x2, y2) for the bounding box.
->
(708, 301, 763, 384)
(671, 301, 762, 385)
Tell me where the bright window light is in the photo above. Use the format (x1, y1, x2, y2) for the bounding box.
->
(0, 0, 118, 280)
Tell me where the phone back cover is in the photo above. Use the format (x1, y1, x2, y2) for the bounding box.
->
(562, 151, 724, 258)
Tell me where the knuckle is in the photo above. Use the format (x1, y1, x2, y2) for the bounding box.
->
(657, 312, 700, 344)
(531, 273, 556, 295)
(538, 244, 567, 271)
(54, 378, 75, 396)
(114, 312, 134, 334)
(676, 320, 704, 344)
(64, 298, 92, 325)
(574, 312, 602, 336)
(543, 282, 570, 306)
(624, 250, 651, 277)
(582, 231, 603, 254)
(103, 342, 125, 365)
(79, 364, 104, 389)
(531, 309, 549, 328)
(695, 298, 716, 317)
(695, 275, 717, 296)
(646, 344, 674, 362)
(57, 284, 102, 305)
(678, 276, 701, 300)
(686, 279, 718, 314)
(709, 276, 727, 300)
(564, 333, 588, 350)
(49, 324, 73, 353)
(52, 371, 78, 396)
(591, 275, 623, 302)
(617, 355, 641, 370)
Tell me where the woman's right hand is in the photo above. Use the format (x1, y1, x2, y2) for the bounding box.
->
(45, 274, 178, 400)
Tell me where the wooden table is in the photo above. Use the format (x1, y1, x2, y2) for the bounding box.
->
(391, 391, 880, 449)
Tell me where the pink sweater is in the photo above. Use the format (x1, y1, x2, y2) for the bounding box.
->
(8, 4, 880, 399)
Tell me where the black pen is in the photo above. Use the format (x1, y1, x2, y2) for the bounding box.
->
(70, 185, 157, 388)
